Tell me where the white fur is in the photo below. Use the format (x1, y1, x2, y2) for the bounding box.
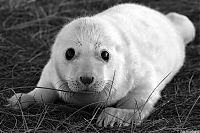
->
(8, 3, 195, 127)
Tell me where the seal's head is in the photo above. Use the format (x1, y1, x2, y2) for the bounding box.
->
(51, 17, 133, 106)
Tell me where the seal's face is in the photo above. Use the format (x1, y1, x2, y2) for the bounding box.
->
(51, 18, 127, 105)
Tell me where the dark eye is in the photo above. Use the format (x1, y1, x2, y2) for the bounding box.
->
(101, 50, 109, 62)
(65, 48, 75, 60)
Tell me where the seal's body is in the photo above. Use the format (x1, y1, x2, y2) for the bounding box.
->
(8, 3, 195, 127)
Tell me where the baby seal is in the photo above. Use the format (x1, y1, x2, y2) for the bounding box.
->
(8, 3, 195, 127)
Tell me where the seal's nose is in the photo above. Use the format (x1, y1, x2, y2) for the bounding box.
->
(80, 76, 94, 86)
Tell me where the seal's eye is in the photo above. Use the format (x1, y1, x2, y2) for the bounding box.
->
(101, 50, 109, 62)
(65, 48, 75, 60)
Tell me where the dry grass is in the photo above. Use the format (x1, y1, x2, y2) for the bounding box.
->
(0, 0, 200, 132)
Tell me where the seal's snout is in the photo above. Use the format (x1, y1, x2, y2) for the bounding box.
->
(80, 76, 94, 86)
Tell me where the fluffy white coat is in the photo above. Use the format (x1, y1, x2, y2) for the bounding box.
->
(8, 3, 195, 127)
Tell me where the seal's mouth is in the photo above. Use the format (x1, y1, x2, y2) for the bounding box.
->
(69, 84, 109, 95)
(66, 79, 107, 93)
(60, 73, 116, 107)
(72, 90, 101, 94)
(59, 77, 116, 107)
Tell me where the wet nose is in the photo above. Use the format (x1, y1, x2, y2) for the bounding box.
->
(80, 76, 94, 86)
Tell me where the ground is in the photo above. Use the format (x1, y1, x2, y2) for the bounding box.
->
(0, 0, 199, 132)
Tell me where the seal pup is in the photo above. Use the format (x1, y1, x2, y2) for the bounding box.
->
(8, 3, 195, 127)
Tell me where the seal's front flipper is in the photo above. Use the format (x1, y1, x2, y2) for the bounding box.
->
(7, 93, 35, 109)
(97, 107, 144, 127)
(7, 61, 59, 110)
